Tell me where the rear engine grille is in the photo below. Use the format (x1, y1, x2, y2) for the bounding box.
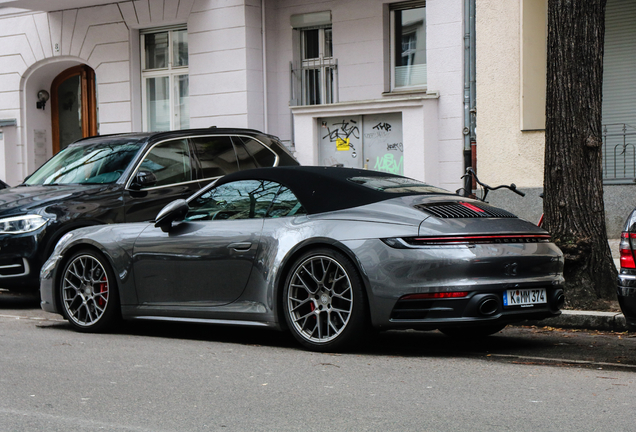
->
(416, 202, 517, 219)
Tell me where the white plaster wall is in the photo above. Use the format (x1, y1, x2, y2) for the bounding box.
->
(476, 0, 544, 188)
(426, 0, 464, 190)
(188, 0, 264, 129)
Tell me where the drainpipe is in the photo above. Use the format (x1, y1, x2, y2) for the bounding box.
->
(463, 0, 476, 194)
(261, 0, 268, 133)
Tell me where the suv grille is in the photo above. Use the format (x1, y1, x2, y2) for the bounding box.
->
(415, 202, 517, 219)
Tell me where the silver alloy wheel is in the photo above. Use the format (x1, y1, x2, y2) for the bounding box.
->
(62, 254, 110, 327)
(287, 255, 354, 344)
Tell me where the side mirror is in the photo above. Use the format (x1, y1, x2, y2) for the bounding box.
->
(129, 170, 157, 190)
(154, 199, 189, 232)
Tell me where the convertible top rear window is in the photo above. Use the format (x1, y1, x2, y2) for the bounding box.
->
(216, 166, 455, 214)
(348, 176, 450, 194)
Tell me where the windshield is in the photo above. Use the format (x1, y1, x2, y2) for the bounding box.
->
(25, 140, 143, 186)
(348, 176, 451, 194)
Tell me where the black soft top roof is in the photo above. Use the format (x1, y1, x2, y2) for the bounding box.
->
(215, 166, 449, 214)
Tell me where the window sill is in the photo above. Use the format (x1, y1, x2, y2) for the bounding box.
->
(382, 88, 434, 97)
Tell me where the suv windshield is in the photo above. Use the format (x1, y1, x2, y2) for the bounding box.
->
(25, 140, 142, 186)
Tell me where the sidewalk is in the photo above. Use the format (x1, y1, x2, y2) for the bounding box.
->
(528, 310, 629, 332)
(526, 238, 630, 332)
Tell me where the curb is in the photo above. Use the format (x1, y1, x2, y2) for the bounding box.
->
(523, 310, 629, 332)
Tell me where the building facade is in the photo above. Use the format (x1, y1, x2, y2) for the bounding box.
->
(0, 0, 466, 193)
(476, 0, 636, 236)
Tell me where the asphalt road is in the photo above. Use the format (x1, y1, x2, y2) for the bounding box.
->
(1, 294, 635, 431)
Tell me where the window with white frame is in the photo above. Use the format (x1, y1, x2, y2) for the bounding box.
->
(300, 26, 335, 105)
(141, 27, 189, 131)
(290, 11, 337, 106)
(391, 2, 427, 89)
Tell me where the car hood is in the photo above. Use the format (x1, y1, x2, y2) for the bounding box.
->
(0, 184, 115, 216)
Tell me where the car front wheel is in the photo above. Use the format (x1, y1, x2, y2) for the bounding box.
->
(59, 249, 120, 332)
(283, 249, 368, 352)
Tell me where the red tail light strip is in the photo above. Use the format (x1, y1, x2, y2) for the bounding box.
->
(401, 292, 469, 300)
(407, 234, 551, 245)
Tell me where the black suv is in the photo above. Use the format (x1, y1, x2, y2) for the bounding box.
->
(618, 210, 636, 330)
(0, 128, 298, 293)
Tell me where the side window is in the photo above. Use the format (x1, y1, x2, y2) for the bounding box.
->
(267, 186, 306, 218)
(139, 139, 192, 187)
(191, 136, 239, 179)
(234, 136, 277, 169)
(186, 180, 281, 221)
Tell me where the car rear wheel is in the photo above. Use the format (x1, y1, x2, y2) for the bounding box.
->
(59, 250, 120, 332)
(440, 324, 507, 339)
(283, 249, 367, 352)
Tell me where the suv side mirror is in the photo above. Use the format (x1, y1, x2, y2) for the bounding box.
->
(129, 170, 157, 190)
(154, 199, 189, 232)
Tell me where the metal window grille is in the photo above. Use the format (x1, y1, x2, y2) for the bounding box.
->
(602, 123, 636, 183)
(290, 27, 338, 106)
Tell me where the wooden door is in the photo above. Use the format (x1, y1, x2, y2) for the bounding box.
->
(51, 65, 97, 153)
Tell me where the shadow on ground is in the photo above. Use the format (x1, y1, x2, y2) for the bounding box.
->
(4, 292, 634, 370)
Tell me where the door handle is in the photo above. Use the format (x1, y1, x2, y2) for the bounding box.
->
(227, 242, 252, 251)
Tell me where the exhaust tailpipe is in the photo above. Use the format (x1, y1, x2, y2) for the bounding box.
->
(478, 298, 499, 316)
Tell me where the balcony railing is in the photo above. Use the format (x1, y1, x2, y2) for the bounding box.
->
(290, 58, 338, 106)
(603, 123, 636, 183)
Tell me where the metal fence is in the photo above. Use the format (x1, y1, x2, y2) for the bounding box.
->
(290, 58, 338, 106)
(603, 123, 636, 183)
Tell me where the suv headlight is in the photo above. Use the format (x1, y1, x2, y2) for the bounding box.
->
(0, 215, 49, 234)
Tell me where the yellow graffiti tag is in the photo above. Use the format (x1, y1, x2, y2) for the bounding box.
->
(336, 137, 350, 151)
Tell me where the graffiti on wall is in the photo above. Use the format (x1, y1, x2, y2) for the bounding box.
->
(323, 119, 360, 156)
(387, 142, 403, 152)
(318, 113, 402, 172)
(374, 153, 404, 174)
(322, 119, 360, 142)
(373, 122, 392, 131)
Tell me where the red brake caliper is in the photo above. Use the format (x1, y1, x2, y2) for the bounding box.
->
(97, 277, 107, 307)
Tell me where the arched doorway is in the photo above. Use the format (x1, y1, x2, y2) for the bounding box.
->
(51, 65, 97, 153)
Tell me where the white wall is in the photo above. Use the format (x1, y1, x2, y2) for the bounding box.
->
(188, 0, 264, 129)
(476, 0, 545, 189)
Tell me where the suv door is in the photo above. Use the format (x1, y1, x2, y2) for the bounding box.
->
(124, 138, 201, 222)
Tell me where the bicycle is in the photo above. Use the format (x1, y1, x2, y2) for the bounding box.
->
(456, 167, 525, 202)
(456, 167, 548, 227)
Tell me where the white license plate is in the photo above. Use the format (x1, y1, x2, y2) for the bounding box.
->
(503, 289, 547, 306)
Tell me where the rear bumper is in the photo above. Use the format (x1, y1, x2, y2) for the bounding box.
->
(383, 287, 564, 330)
(344, 238, 564, 330)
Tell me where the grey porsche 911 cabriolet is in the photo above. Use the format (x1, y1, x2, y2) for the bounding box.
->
(41, 166, 564, 351)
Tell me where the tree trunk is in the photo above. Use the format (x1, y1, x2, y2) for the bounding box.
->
(544, 0, 617, 309)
